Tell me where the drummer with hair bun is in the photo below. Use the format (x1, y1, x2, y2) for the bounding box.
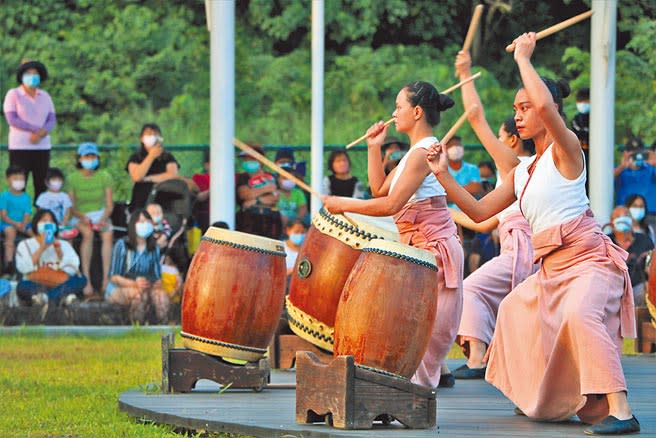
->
(323, 80, 464, 390)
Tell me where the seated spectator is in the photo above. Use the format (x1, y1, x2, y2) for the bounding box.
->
(36, 167, 76, 239)
(322, 149, 366, 198)
(105, 209, 169, 324)
(283, 219, 307, 278)
(235, 144, 282, 239)
(614, 137, 656, 219)
(608, 206, 653, 306)
(277, 171, 307, 227)
(0, 165, 32, 275)
(381, 137, 408, 175)
(146, 202, 171, 249)
(446, 135, 483, 202)
(624, 194, 656, 244)
(191, 150, 210, 233)
(477, 160, 496, 196)
(15, 209, 86, 306)
(127, 123, 179, 211)
(67, 142, 114, 297)
(275, 147, 296, 170)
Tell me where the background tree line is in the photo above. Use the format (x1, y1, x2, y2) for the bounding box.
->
(1, 0, 654, 150)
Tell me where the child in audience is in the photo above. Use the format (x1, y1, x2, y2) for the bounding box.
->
(0, 165, 32, 274)
(36, 167, 77, 239)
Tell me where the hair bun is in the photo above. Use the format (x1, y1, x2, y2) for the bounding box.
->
(556, 78, 571, 99)
(438, 94, 455, 111)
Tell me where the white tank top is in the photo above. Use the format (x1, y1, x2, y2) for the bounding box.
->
(514, 144, 589, 234)
(497, 155, 533, 222)
(390, 136, 446, 201)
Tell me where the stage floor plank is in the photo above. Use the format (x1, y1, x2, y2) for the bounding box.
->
(119, 357, 653, 437)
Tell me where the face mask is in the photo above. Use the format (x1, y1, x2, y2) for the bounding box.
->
(22, 73, 40, 88)
(289, 233, 305, 246)
(80, 159, 98, 170)
(280, 180, 296, 191)
(142, 134, 158, 148)
(11, 179, 25, 191)
(135, 221, 154, 238)
(633, 153, 645, 168)
(242, 161, 260, 173)
(49, 179, 63, 191)
(612, 216, 632, 233)
(151, 215, 162, 224)
(576, 103, 590, 114)
(389, 151, 404, 161)
(447, 145, 464, 161)
(629, 207, 645, 221)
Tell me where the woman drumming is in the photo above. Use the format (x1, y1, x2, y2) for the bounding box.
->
(323, 81, 464, 389)
(450, 50, 537, 379)
(427, 33, 639, 435)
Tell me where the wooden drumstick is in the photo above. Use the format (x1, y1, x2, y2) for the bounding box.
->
(345, 73, 482, 150)
(441, 104, 478, 145)
(462, 4, 484, 53)
(505, 10, 593, 52)
(232, 137, 321, 200)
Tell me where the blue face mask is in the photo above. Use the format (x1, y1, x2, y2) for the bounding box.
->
(389, 151, 404, 161)
(289, 233, 305, 246)
(242, 161, 260, 173)
(576, 103, 590, 114)
(135, 221, 154, 238)
(22, 73, 41, 88)
(80, 158, 98, 170)
(613, 216, 632, 233)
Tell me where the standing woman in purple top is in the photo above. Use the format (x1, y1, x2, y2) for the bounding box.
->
(3, 60, 56, 200)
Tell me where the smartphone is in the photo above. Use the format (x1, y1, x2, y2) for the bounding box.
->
(43, 223, 56, 245)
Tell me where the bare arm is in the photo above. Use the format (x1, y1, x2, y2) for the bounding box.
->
(455, 50, 519, 176)
(101, 187, 114, 222)
(513, 33, 582, 179)
(449, 208, 500, 233)
(365, 121, 390, 197)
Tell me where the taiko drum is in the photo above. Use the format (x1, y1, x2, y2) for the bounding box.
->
(333, 239, 438, 379)
(286, 208, 398, 351)
(181, 227, 286, 362)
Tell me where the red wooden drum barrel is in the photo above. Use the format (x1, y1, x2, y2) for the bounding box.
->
(286, 208, 398, 351)
(333, 239, 438, 379)
(647, 250, 656, 322)
(181, 227, 286, 362)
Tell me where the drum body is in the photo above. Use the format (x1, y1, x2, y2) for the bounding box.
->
(287, 208, 398, 351)
(647, 250, 656, 322)
(181, 227, 286, 362)
(333, 239, 438, 379)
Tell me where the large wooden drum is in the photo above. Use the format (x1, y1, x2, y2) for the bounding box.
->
(181, 227, 286, 362)
(333, 239, 438, 379)
(647, 250, 656, 322)
(286, 208, 398, 351)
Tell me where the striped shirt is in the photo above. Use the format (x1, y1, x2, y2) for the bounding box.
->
(108, 238, 161, 282)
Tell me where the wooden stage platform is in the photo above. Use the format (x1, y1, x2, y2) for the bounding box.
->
(119, 357, 653, 437)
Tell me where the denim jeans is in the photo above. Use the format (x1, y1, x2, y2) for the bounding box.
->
(17, 275, 87, 304)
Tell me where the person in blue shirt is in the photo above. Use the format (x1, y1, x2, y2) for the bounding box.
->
(446, 135, 482, 203)
(0, 165, 33, 274)
(614, 143, 656, 217)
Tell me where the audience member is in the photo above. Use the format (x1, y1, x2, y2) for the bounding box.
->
(322, 150, 366, 198)
(146, 202, 171, 250)
(446, 135, 483, 202)
(381, 137, 408, 174)
(67, 142, 114, 297)
(15, 209, 86, 306)
(571, 87, 590, 194)
(277, 171, 307, 227)
(624, 194, 656, 244)
(283, 219, 307, 278)
(36, 168, 74, 237)
(106, 209, 168, 324)
(614, 138, 656, 216)
(0, 165, 33, 274)
(477, 160, 496, 195)
(608, 206, 653, 306)
(235, 144, 282, 239)
(191, 150, 210, 233)
(127, 123, 179, 210)
(3, 60, 56, 200)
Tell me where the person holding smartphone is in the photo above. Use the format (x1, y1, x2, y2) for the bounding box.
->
(15, 209, 86, 306)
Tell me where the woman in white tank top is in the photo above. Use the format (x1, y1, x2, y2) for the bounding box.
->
(427, 33, 639, 435)
(324, 81, 464, 390)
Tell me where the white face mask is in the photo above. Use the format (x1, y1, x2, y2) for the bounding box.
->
(142, 134, 158, 148)
(280, 180, 296, 191)
(576, 103, 590, 114)
(629, 207, 645, 222)
(49, 179, 63, 191)
(11, 179, 25, 191)
(447, 145, 464, 161)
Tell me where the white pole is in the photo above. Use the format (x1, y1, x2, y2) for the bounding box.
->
(209, 0, 236, 228)
(589, 0, 616, 225)
(311, 0, 325, 216)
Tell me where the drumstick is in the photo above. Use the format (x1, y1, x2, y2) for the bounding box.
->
(505, 10, 593, 52)
(462, 4, 484, 53)
(232, 137, 321, 199)
(345, 73, 482, 150)
(441, 104, 478, 145)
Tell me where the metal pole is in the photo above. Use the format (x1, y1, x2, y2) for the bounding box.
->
(589, 0, 616, 225)
(209, 0, 236, 228)
(311, 0, 325, 216)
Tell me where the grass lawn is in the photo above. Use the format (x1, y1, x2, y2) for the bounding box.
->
(0, 327, 638, 437)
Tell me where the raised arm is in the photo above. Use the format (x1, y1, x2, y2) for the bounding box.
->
(365, 121, 390, 197)
(513, 33, 582, 179)
(455, 50, 519, 176)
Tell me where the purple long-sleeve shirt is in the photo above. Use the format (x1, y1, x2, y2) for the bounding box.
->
(3, 86, 56, 150)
